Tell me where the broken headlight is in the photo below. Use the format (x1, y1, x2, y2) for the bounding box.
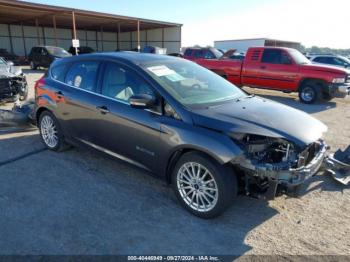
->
(231, 133, 298, 166)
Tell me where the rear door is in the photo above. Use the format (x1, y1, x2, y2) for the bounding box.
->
(51, 60, 103, 142)
(257, 49, 299, 90)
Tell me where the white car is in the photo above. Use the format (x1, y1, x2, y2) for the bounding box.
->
(308, 54, 350, 69)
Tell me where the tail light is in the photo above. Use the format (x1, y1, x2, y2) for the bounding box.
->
(34, 77, 45, 97)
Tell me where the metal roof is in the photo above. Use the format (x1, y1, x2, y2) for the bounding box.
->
(215, 38, 300, 44)
(0, 0, 182, 32)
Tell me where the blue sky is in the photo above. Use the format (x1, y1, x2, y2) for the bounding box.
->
(29, 0, 350, 48)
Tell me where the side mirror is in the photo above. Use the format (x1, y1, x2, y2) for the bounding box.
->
(129, 94, 156, 109)
(7, 61, 14, 66)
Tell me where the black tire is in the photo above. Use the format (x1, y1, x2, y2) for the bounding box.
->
(30, 61, 37, 70)
(38, 110, 68, 151)
(299, 83, 320, 104)
(171, 152, 237, 219)
(322, 92, 334, 102)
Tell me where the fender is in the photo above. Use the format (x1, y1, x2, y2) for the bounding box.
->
(159, 119, 244, 175)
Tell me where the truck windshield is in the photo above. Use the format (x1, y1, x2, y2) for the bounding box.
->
(142, 59, 246, 107)
(289, 49, 310, 65)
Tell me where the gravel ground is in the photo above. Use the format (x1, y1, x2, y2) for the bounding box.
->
(0, 68, 349, 256)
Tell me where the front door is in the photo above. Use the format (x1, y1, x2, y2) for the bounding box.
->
(90, 62, 163, 172)
(257, 49, 299, 90)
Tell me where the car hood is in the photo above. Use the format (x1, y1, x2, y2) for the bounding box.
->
(301, 63, 350, 75)
(191, 96, 327, 147)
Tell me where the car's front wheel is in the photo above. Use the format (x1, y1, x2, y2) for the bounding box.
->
(171, 152, 237, 218)
(299, 83, 320, 104)
(39, 111, 67, 151)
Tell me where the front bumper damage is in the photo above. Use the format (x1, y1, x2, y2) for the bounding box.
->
(329, 82, 350, 98)
(236, 140, 350, 199)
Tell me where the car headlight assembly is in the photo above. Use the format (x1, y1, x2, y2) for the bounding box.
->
(332, 78, 346, 84)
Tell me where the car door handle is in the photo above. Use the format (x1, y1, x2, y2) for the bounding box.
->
(55, 91, 64, 98)
(96, 106, 110, 114)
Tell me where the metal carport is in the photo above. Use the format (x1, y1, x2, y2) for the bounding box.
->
(0, 0, 182, 57)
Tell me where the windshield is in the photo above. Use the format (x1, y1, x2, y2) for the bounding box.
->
(46, 47, 70, 57)
(289, 49, 310, 65)
(141, 59, 246, 107)
(339, 56, 350, 64)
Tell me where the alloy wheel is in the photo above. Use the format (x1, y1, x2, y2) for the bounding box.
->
(176, 162, 218, 212)
(40, 115, 58, 148)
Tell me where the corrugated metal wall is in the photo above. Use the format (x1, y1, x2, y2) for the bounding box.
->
(0, 24, 181, 56)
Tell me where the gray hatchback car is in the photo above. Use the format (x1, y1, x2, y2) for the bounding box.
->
(34, 52, 329, 218)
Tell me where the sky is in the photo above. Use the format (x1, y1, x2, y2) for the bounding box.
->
(29, 0, 350, 49)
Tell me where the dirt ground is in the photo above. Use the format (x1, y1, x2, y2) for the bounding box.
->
(0, 67, 349, 256)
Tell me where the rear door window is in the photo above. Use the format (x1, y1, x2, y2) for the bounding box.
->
(65, 61, 100, 92)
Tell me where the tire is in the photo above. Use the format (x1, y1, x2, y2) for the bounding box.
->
(38, 110, 68, 151)
(322, 92, 333, 102)
(171, 152, 237, 219)
(30, 61, 37, 70)
(299, 83, 320, 104)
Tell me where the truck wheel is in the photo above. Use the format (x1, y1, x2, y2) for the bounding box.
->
(322, 92, 334, 102)
(171, 152, 237, 219)
(299, 83, 320, 104)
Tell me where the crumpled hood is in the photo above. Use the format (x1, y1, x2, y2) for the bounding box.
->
(191, 96, 328, 147)
(0, 65, 22, 78)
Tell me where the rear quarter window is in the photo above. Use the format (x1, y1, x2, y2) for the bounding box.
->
(51, 63, 71, 82)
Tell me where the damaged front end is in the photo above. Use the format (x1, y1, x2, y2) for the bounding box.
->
(231, 134, 349, 199)
(0, 74, 28, 103)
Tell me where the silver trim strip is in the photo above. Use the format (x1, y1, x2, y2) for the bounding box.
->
(78, 138, 151, 171)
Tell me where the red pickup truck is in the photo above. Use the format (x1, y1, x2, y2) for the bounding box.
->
(184, 47, 350, 104)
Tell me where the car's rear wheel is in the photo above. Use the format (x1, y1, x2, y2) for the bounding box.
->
(39, 111, 67, 151)
(171, 152, 237, 218)
(299, 83, 320, 104)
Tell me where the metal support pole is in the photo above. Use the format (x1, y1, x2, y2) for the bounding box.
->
(162, 28, 164, 48)
(137, 20, 140, 52)
(95, 30, 98, 51)
(117, 23, 120, 51)
(42, 26, 46, 45)
(21, 23, 27, 57)
(100, 26, 104, 51)
(130, 32, 132, 50)
(35, 18, 40, 45)
(7, 24, 14, 54)
(52, 15, 58, 46)
(145, 29, 148, 46)
(72, 11, 77, 54)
